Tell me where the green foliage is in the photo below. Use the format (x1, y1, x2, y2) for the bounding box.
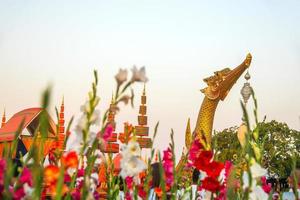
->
(212, 120, 300, 178)
(258, 120, 300, 178)
(212, 126, 241, 163)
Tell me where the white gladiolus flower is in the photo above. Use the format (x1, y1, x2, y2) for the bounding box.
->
(76, 115, 88, 132)
(95, 158, 102, 165)
(66, 130, 83, 153)
(91, 172, 99, 182)
(67, 168, 77, 176)
(250, 162, 267, 178)
(94, 149, 102, 156)
(242, 162, 269, 200)
(90, 109, 101, 125)
(250, 185, 269, 200)
(24, 183, 33, 197)
(80, 101, 91, 113)
(121, 140, 141, 158)
(120, 156, 147, 178)
(120, 138, 146, 179)
(243, 173, 269, 200)
(115, 69, 128, 86)
(131, 66, 148, 83)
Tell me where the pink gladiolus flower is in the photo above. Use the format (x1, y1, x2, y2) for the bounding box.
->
(71, 189, 81, 200)
(125, 176, 134, 190)
(224, 161, 233, 181)
(19, 167, 33, 187)
(188, 140, 203, 167)
(162, 148, 174, 186)
(0, 159, 6, 189)
(125, 191, 132, 200)
(11, 186, 26, 200)
(93, 191, 100, 200)
(102, 124, 113, 141)
(77, 168, 85, 177)
(64, 173, 71, 183)
(138, 186, 147, 199)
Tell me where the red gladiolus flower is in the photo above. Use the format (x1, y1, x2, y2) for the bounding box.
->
(199, 150, 213, 164)
(261, 176, 272, 193)
(206, 161, 225, 178)
(138, 186, 147, 199)
(61, 151, 78, 169)
(194, 150, 216, 174)
(44, 165, 60, 185)
(201, 177, 222, 193)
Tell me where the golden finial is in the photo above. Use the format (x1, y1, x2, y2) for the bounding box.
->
(185, 118, 192, 149)
(1, 108, 6, 128)
(245, 53, 252, 67)
(143, 83, 146, 95)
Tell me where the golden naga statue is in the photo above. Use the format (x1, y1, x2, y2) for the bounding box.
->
(177, 53, 252, 173)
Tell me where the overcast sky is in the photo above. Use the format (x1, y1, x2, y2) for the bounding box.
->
(0, 0, 299, 158)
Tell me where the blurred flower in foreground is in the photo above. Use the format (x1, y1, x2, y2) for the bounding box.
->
(250, 162, 267, 178)
(61, 151, 79, 169)
(19, 167, 33, 187)
(44, 165, 60, 185)
(131, 66, 148, 83)
(119, 95, 131, 105)
(243, 162, 269, 200)
(115, 69, 128, 86)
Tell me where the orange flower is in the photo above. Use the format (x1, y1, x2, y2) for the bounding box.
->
(44, 165, 59, 185)
(61, 151, 78, 169)
(154, 187, 162, 197)
(46, 183, 69, 197)
(165, 184, 171, 192)
(139, 171, 146, 179)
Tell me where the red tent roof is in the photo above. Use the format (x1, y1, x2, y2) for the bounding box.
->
(0, 108, 55, 142)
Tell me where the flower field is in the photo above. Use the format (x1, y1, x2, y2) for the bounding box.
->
(0, 68, 299, 200)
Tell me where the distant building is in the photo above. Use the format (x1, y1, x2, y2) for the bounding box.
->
(0, 100, 65, 161)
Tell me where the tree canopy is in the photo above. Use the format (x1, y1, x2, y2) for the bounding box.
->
(212, 120, 300, 178)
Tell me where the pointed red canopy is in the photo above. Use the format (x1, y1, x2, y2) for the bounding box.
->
(0, 108, 56, 142)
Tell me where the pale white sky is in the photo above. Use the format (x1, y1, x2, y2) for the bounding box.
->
(0, 1, 299, 158)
